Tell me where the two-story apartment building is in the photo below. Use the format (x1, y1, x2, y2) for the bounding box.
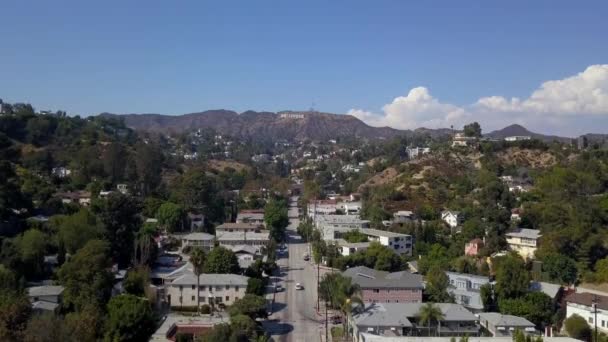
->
(505, 228, 541, 259)
(216, 231, 270, 248)
(167, 272, 249, 308)
(180, 232, 215, 252)
(351, 302, 479, 340)
(343, 266, 423, 304)
(362, 229, 413, 256)
(215, 223, 264, 234)
(235, 210, 265, 226)
(446, 272, 491, 312)
(566, 292, 608, 334)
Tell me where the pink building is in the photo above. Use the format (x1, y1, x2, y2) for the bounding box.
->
(465, 238, 484, 257)
(342, 266, 423, 303)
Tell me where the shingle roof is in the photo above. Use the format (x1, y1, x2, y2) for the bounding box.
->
(567, 292, 608, 310)
(32, 301, 59, 311)
(343, 266, 423, 289)
(353, 302, 477, 327)
(182, 232, 214, 241)
(27, 285, 65, 297)
(171, 273, 249, 286)
(478, 312, 534, 328)
(506, 228, 541, 239)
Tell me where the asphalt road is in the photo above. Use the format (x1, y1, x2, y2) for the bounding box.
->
(265, 197, 325, 342)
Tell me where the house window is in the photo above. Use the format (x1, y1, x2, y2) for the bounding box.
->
(589, 317, 594, 324)
(191, 296, 195, 301)
(225, 285, 230, 290)
(216, 296, 222, 303)
(235, 286, 239, 291)
(179, 286, 183, 291)
(602, 320, 605, 328)
(373, 289, 380, 293)
(226, 296, 230, 302)
(192, 285, 196, 290)
(201, 286, 206, 291)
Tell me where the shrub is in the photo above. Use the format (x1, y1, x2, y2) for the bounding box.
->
(200, 304, 211, 314)
(564, 314, 591, 340)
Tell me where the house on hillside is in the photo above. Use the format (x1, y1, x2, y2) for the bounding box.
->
(343, 266, 423, 304)
(27, 285, 64, 314)
(441, 210, 463, 229)
(236, 210, 265, 226)
(55, 191, 91, 206)
(180, 232, 214, 252)
(465, 238, 484, 257)
(566, 292, 608, 334)
(446, 272, 491, 312)
(478, 312, 537, 337)
(505, 228, 541, 259)
(452, 133, 477, 147)
(393, 210, 415, 223)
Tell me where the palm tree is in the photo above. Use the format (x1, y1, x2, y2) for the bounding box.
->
(190, 247, 206, 313)
(319, 273, 364, 340)
(418, 303, 445, 337)
(134, 224, 156, 265)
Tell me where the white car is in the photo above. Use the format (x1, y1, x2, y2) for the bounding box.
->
(295, 283, 304, 290)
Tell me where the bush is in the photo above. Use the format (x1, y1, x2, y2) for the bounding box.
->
(564, 314, 591, 340)
(200, 304, 211, 314)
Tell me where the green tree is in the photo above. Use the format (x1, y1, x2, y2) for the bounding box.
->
(95, 193, 142, 267)
(62, 304, 104, 342)
(264, 198, 288, 242)
(203, 246, 240, 274)
(123, 267, 150, 297)
(418, 303, 445, 337)
(425, 267, 453, 302)
(23, 313, 64, 342)
(58, 240, 114, 311)
(542, 253, 578, 284)
(342, 229, 369, 243)
(0, 290, 31, 341)
(135, 141, 163, 196)
(480, 283, 495, 312)
(246, 278, 265, 296)
(189, 247, 206, 311)
(54, 209, 105, 255)
(463, 122, 482, 138)
(16, 229, 48, 279)
(494, 254, 530, 299)
(228, 294, 267, 319)
(104, 294, 156, 342)
(156, 202, 186, 232)
(499, 292, 553, 327)
(142, 197, 163, 218)
(564, 314, 591, 341)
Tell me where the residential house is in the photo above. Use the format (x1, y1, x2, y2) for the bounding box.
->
(350, 302, 479, 340)
(338, 241, 371, 256)
(340, 201, 363, 215)
(167, 272, 248, 308)
(511, 208, 522, 222)
(51, 167, 71, 178)
(566, 292, 608, 333)
(215, 223, 263, 234)
(478, 312, 537, 337)
(116, 183, 128, 194)
(446, 272, 491, 312)
(406, 147, 430, 159)
(56, 191, 91, 206)
(180, 232, 215, 252)
(216, 231, 270, 248)
(505, 136, 531, 142)
(151, 313, 227, 342)
(505, 228, 541, 259)
(441, 210, 462, 229)
(307, 199, 338, 218)
(359, 229, 413, 256)
(452, 133, 477, 147)
(236, 210, 265, 226)
(343, 266, 423, 304)
(27, 285, 64, 313)
(464, 238, 484, 257)
(226, 245, 262, 269)
(393, 210, 415, 223)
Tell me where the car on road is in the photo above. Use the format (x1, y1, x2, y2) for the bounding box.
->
(275, 284, 283, 292)
(295, 283, 304, 290)
(303, 254, 310, 261)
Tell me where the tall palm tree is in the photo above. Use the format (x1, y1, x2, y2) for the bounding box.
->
(418, 303, 445, 337)
(134, 224, 156, 265)
(189, 247, 206, 313)
(319, 273, 363, 340)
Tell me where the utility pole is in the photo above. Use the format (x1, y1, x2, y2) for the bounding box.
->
(325, 300, 329, 341)
(317, 260, 320, 312)
(593, 296, 598, 342)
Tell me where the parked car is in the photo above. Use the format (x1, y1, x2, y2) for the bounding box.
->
(275, 284, 283, 292)
(295, 283, 304, 290)
(330, 315, 343, 324)
(303, 254, 310, 261)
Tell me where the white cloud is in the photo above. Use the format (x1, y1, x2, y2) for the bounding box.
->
(349, 64, 608, 135)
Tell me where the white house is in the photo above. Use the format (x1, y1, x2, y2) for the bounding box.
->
(406, 147, 430, 159)
(566, 292, 608, 334)
(180, 232, 215, 251)
(441, 210, 462, 228)
(393, 210, 415, 223)
(505, 136, 531, 142)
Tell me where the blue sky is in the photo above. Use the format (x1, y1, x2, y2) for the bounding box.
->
(1, 1, 607, 135)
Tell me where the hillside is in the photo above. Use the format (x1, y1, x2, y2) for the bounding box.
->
(484, 124, 571, 142)
(100, 110, 408, 141)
